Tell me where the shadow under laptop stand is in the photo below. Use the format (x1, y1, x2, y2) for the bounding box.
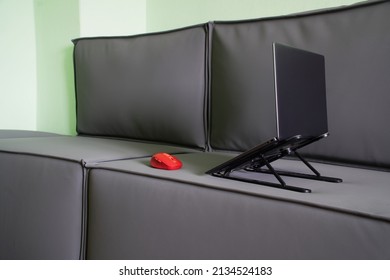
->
(208, 136, 342, 193)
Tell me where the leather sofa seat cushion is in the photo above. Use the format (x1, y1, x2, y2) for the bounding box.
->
(86, 152, 390, 259)
(0, 136, 198, 163)
(0, 153, 84, 259)
(0, 130, 58, 139)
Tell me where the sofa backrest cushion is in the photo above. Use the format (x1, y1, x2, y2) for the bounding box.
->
(210, 0, 390, 169)
(73, 24, 208, 149)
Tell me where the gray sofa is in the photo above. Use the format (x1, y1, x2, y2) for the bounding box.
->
(1, 0, 390, 260)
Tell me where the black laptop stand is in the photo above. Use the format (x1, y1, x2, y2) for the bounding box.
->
(207, 135, 342, 193)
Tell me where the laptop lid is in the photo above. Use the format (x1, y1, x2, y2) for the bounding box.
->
(273, 43, 328, 140)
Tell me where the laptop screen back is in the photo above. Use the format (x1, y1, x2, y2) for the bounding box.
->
(273, 43, 328, 140)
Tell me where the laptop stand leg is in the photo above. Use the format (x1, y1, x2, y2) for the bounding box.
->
(242, 155, 312, 193)
(261, 155, 287, 187)
(295, 151, 320, 176)
(249, 151, 342, 184)
(282, 151, 343, 183)
(212, 171, 312, 193)
(213, 153, 311, 193)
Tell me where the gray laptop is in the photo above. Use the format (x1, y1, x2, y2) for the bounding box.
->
(274, 42, 328, 140)
(206, 42, 340, 192)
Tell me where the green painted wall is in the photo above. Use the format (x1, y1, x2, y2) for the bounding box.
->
(79, 0, 146, 37)
(146, 0, 362, 32)
(0, 0, 37, 130)
(1, 0, 364, 135)
(34, 0, 80, 135)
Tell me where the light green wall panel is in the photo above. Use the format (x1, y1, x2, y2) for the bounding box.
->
(0, 0, 37, 130)
(146, 0, 363, 32)
(34, 0, 80, 135)
(79, 0, 146, 37)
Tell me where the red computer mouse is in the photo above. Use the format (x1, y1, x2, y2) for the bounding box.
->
(150, 153, 183, 170)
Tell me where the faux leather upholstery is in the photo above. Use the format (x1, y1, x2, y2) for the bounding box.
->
(0, 152, 84, 259)
(73, 24, 209, 149)
(86, 153, 390, 259)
